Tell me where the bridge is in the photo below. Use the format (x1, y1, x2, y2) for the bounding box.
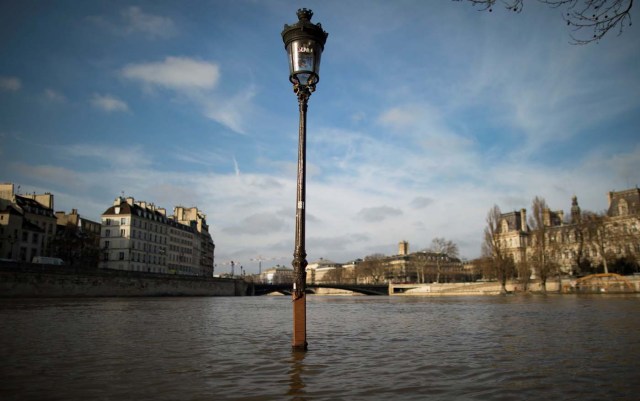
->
(247, 283, 389, 296)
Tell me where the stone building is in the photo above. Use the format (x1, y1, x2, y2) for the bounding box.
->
(259, 265, 294, 284)
(306, 258, 342, 284)
(495, 188, 640, 276)
(99, 197, 215, 277)
(54, 209, 102, 267)
(0, 183, 57, 262)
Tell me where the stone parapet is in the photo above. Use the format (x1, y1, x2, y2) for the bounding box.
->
(0, 263, 245, 297)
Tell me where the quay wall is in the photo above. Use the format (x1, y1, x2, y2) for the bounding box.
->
(390, 276, 640, 296)
(0, 263, 246, 297)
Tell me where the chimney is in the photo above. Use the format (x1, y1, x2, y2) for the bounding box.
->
(520, 208, 527, 232)
(543, 208, 551, 227)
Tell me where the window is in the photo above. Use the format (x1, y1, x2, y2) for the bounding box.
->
(104, 241, 110, 249)
(121, 217, 126, 225)
(119, 252, 125, 260)
(32, 233, 38, 244)
(120, 229, 126, 237)
(105, 229, 110, 237)
(618, 199, 629, 216)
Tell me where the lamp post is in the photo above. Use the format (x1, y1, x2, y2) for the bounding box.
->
(281, 8, 328, 352)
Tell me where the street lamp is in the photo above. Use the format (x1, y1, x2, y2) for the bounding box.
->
(281, 8, 328, 352)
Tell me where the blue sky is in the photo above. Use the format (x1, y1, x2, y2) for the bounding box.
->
(1, 0, 639, 274)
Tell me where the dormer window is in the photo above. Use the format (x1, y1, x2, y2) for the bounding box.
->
(618, 199, 628, 216)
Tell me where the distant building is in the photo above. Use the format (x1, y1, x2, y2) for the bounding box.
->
(54, 209, 101, 267)
(495, 188, 640, 276)
(99, 197, 215, 277)
(259, 265, 293, 284)
(306, 258, 342, 284)
(0, 183, 57, 262)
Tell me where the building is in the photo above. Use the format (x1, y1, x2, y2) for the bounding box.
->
(306, 258, 342, 284)
(0, 183, 57, 262)
(54, 209, 102, 267)
(99, 197, 215, 277)
(303, 242, 465, 285)
(259, 265, 294, 284)
(495, 188, 640, 276)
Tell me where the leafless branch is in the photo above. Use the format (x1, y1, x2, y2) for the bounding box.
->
(459, 0, 633, 44)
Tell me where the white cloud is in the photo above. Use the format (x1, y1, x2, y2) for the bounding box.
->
(121, 6, 177, 38)
(0, 76, 21, 91)
(58, 144, 153, 169)
(357, 206, 403, 222)
(223, 212, 289, 235)
(410, 197, 434, 209)
(121, 57, 254, 134)
(91, 93, 129, 113)
(89, 6, 177, 39)
(44, 89, 65, 102)
(200, 88, 255, 134)
(122, 57, 220, 91)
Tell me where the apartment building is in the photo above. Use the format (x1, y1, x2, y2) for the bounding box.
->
(99, 197, 215, 277)
(0, 183, 57, 262)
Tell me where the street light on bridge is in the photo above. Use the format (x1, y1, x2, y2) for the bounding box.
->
(281, 8, 328, 352)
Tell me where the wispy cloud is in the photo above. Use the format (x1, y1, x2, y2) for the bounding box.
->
(89, 6, 177, 39)
(232, 157, 240, 176)
(223, 212, 289, 235)
(121, 56, 253, 134)
(90, 93, 129, 113)
(410, 197, 434, 209)
(122, 57, 219, 91)
(44, 89, 66, 102)
(0, 76, 21, 91)
(57, 144, 152, 169)
(121, 6, 177, 38)
(357, 206, 403, 222)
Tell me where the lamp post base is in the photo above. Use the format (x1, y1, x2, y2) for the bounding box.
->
(292, 293, 307, 351)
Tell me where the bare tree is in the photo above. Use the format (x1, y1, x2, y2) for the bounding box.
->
(483, 205, 515, 293)
(322, 267, 345, 284)
(581, 211, 610, 273)
(357, 254, 387, 284)
(529, 196, 554, 292)
(460, 0, 634, 44)
(427, 237, 460, 283)
(515, 260, 532, 291)
(356, 255, 387, 284)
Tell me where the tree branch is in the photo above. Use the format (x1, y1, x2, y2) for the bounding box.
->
(459, 0, 633, 44)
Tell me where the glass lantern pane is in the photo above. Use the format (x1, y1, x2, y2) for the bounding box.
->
(288, 39, 321, 85)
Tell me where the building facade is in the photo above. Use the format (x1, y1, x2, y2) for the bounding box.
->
(0, 183, 58, 262)
(52, 209, 102, 267)
(99, 197, 215, 277)
(496, 188, 640, 276)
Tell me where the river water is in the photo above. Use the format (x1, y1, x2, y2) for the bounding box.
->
(1, 295, 639, 400)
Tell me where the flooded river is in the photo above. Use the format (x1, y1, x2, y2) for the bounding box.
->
(1, 295, 639, 400)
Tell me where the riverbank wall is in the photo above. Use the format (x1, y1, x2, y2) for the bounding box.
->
(0, 263, 247, 297)
(390, 275, 640, 296)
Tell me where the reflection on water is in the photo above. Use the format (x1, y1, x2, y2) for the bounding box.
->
(288, 351, 307, 400)
(1, 295, 639, 400)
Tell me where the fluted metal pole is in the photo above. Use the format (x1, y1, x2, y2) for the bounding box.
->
(292, 84, 310, 351)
